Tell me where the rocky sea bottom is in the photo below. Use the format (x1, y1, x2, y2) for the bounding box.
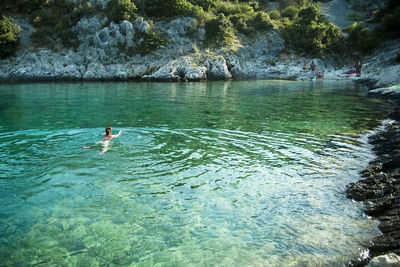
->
(0, 80, 392, 266)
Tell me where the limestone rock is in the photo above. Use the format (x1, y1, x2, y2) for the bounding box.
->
(206, 56, 232, 80)
(73, 17, 104, 43)
(133, 17, 150, 34)
(367, 253, 400, 267)
(142, 56, 207, 81)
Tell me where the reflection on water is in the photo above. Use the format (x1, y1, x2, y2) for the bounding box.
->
(0, 80, 390, 266)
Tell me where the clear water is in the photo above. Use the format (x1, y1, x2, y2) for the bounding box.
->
(0, 80, 390, 266)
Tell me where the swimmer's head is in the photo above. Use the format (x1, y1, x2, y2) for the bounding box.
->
(105, 127, 112, 136)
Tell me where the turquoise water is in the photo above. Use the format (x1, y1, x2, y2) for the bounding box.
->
(0, 80, 390, 266)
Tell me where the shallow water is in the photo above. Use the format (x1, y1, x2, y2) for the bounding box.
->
(0, 80, 390, 266)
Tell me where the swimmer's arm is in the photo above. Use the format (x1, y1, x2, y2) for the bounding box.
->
(112, 130, 122, 138)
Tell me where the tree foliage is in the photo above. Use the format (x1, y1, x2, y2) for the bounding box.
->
(282, 5, 345, 57)
(205, 14, 235, 46)
(0, 15, 20, 59)
(106, 0, 138, 23)
(373, 0, 400, 40)
(343, 22, 379, 55)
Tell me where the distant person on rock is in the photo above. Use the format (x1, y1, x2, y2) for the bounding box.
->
(316, 67, 324, 79)
(310, 60, 316, 71)
(355, 60, 362, 77)
(302, 61, 308, 71)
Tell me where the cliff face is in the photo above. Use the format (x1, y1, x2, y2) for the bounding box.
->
(0, 11, 398, 87)
(0, 16, 294, 82)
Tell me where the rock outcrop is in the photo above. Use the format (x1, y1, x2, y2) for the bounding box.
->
(0, 16, 328, 82)
(347, 94, 400, 266)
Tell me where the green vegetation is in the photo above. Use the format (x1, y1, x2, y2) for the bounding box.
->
(373, 0, 400, 40)
(106, 0, 137, 23)
(282, 4, 345, 57)
(0, 15, 20, 59)
(1, 0, 399, 58)
(205, 14, 235, 46)
(281, 6, 299, 19)
(269, 10, 281, 20)
(343, 22, 379, 55)
(27, 0, 99, 49)
(131, 23, 168, 55)
(346, 12, 362, 22)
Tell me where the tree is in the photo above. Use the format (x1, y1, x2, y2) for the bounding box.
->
(282, 5, 345, 57)
(0, 16, 20, 59)
(343, 23, 379, 55)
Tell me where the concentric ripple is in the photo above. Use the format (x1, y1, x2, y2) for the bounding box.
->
(0, 80, 390, 266)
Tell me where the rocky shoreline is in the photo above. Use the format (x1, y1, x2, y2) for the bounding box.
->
(346, 87, 400, 266)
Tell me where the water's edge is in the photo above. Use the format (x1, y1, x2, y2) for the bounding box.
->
(346, 85, 400, 266)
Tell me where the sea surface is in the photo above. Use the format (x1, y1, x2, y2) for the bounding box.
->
(0, 80, 391, 266)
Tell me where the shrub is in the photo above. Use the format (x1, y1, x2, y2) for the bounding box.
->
(215, 1, 254, 17)
(258, 0, 270, 8)
(253, 11, 274, 31)
(141, 0, 207, 20)
(28, 0, 100, 49)
(375, 6, 400, 39)
(278, 0, 297, 9)
(174, 0, 207, 21)
(265, 59, 276, 66)
(106, 0, 137, 23)
(297, 5, 321, 24)
(15, 0, 50, 13)
(282, 4, 346, 57)
(346, 12, 362, 22)
(229, 14, 254, 36)
(30, 27, 54, 48)
(343, 22, 379, 55)
(189, 0, 217, 11)
(142, 0, 175, 17)
(205, 14, 235, 46)
(70, 2, 97, 24)
(0, 16, 20, 59)
(269, 10, 281, 20)
(132, 24, 168, 55)
(281, 6, 298, 19)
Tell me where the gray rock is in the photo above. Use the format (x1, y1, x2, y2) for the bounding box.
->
(133, 17, 150, 34)
(94, 27, 110, 48)
(367, 253, 400, 267)
(206, 56, 232, 80)
(73, 17, 104, 43)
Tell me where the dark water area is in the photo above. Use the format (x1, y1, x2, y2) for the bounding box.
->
(0, 80, 391, 266)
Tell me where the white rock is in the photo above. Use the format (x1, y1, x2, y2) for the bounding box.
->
(94, 27, 110, 48)
(184, 66, 207, 81)
(133, 17, 150, 34)
(73, 17, 103, 42)
(206, 56, 232, 80)
(367, 253, 400, 267)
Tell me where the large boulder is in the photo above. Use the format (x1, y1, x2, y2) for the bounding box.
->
(206, 56, 232, 80)
(142, 56, 207, 81)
